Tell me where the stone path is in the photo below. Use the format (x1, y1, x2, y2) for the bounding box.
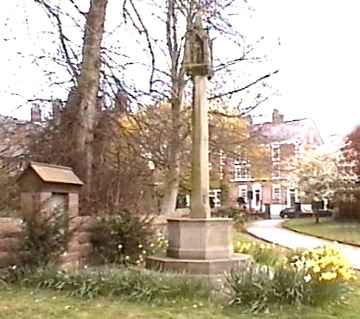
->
(246, 219, 360, 270)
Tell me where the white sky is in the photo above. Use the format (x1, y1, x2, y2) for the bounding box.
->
(1, 0, 360, 141)
(255, 0, 360, 140)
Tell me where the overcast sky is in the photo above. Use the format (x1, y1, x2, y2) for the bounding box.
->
(1, 0, 359, 142)
(257, 0, 360, 140)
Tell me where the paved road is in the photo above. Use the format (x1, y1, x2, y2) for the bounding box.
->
(246, 219, 360, 270)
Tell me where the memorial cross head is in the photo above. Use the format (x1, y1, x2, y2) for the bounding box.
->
(184, 15, 214, 79)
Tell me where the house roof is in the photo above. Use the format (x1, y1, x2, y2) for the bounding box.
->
(251, 118, 323, 146)
(24, 161, 83, 186)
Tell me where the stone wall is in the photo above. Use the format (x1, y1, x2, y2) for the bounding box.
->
(0, 216, 96, 271)
(59, 216, 96, 269)
(0, 218, 23, 270)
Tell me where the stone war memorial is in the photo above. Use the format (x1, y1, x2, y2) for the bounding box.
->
(146, 15, 250, 278)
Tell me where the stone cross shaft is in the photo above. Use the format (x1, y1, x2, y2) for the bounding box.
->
(190, 75, 211, 218)
(184, 14, 213, 219)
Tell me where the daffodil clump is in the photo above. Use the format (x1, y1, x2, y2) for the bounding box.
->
(235, 241, 276, 254)
(289, 245, 356, 284)
(234, 241, 280, 266)
(91, 214, 169, 266)
(229, 243, 356, 310)
(118, 231, 169, 266)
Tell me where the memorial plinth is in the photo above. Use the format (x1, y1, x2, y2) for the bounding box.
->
(146, 255, 248, 276)
(166, 218, 233, 259)
(147, 217, 250, 276)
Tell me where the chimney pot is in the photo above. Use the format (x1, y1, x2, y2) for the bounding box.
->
(31, 104, 42, 122)
(272, 108, 284, 124)
(52, 99, 62, 125)
(115, 88, 128, 113)
(245, 115, 253, 126)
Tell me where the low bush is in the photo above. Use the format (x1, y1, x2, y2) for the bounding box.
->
(227, 264, 308, 312)
(227, 245, 356, 312)
(90, 212, 168, 265)
(336, 200, 360, 221)
(21, 207, 69, 268)
(16, 267, 211, 304)
(213, 208, 262, 231)
(0, 168, 19, 215)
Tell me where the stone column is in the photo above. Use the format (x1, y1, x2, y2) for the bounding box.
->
(190, 75, 211, 218)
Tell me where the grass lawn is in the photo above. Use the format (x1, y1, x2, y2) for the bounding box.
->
(1, 285, 360, 319)
(283, 218, 360, 245)
(2, 230, 360, 319)
(233, 230, 265, 244)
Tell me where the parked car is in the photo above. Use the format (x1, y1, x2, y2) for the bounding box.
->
(279, 207, 312, 219)
(280, 207, 333, 219)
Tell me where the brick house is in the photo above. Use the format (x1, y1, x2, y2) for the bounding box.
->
(0, 105, 43, 174)
(230, 109, 323, 216)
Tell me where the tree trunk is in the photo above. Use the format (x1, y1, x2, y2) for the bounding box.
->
(221, 159, 231, 208)
(160, 96, 182, 215)
(315, 210, 320, 223)
(73, 0, 108, 199)
(160, 0, 186, 215)
(161, 166, 180, 215)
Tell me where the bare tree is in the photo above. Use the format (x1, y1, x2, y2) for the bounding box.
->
(2, 0, 279, 215)
(66, 0, 108, 198)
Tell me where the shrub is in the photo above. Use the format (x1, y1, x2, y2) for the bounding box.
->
(213, 208, 249, 231)
(0, 169, 19, 216)
(336, 200, 360, 220)
(21, 207, 69, 268)
(227, 264, 308, 312)
(90, 212, 167, 265)
(17, 267, 211, 304)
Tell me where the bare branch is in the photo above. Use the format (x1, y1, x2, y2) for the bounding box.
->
(209, 69, 279, 100)
(123, 0, 156, 92)
(34, 0, 79, 82)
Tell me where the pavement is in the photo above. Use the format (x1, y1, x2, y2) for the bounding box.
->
(246, 219, 360, 270)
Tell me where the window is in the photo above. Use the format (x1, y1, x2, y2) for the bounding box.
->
(272, 162, 281, 179)
(234, 161, 250, 180)
(272, 185, 281, 203)
(209, 189, 221, 207)
(219, 150, 225, 179)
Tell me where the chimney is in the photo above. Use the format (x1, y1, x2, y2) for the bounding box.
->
(245, 115, 253, 126)
(52, 99, 63, 125)
(115, 88, 128, 114)
(31, 103, 42, 122)
(96, 95, 105, 114)
(272, 108, 284, 124)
